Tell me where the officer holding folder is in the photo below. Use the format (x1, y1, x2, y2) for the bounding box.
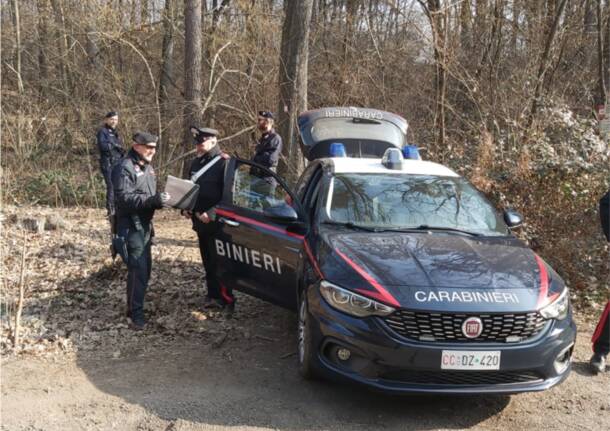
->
(112, 132, 170, 329)
(181, 126, 235, 313)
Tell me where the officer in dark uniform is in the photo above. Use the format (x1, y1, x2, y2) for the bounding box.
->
(181, 126, 234, 313)
(590, 189, 610, 373)
(251, 110, 282, 196)
(112, 132, 170, 329)
(96, 111, 125, 217)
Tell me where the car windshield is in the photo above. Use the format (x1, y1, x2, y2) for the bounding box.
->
(323, 173, 509, 236)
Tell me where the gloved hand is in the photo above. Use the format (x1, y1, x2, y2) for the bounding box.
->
(152, 192, 171, 209)
(160, 192, 171, 208)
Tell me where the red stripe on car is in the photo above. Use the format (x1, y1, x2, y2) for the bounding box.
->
(215, 208, 304, 240)
(304, 240, 324, 279)
(535, 254, 549, 308)
(334, 248, 400, 307)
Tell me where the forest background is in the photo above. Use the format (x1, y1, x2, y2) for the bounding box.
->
(1, 0, 609, 306)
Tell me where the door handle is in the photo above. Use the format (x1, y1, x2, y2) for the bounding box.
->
(219, 217, 240, 227)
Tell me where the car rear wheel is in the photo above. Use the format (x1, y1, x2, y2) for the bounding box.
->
(297, 290, 318, 379)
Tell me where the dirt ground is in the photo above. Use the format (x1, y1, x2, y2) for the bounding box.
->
(1, 207, 609, 431)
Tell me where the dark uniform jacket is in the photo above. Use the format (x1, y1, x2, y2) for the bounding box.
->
(97, 125, 125, 173)
(112, 149, 162, 229)
(601, 190, 609, 242)
(251, 129, 282, 180)
(186, 145, 227, 232)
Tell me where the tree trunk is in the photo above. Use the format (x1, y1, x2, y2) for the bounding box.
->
(10, 0, 23, 154)
(182, 0, 204, 176)
(600, 1, 610, 97)
(510, 0, 520, 54)
(419, 0, 447, 151)
(36, 0, 50, 95)
(204, 0, 230, 129)
(595, 0, 606, 105)
(83, 0, 102, 100)
(141, 0, 150, 24)
(11, 0, 24, 94)
(50, 0, 71, 95)
(277, 0, 314, 181)
(159, 0, 176, 163)
(526, 0, 569, 130)
(460, 0, 471, 53)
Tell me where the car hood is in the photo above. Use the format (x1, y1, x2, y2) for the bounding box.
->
(318, 231, 559, 312)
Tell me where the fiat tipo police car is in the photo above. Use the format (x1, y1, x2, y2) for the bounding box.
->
(209, 107, 576, 394)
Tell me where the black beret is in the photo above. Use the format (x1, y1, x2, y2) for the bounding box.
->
(190, 126, 219, 143)
(132, 131, 158, 146)
(258, 110, 274, 119)
(105, 111, 118, 118)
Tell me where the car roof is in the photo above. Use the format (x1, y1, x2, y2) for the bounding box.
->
(298, 107, 408, 134)
(320, 157, 460, 177)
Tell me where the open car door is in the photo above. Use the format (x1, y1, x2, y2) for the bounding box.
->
(212, 158, 307, 309)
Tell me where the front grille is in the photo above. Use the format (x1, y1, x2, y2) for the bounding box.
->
(380, 370, 543, 386)
(384, 310, 547, 342)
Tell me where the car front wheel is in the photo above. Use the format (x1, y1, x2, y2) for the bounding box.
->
(297, 290, 318, 379)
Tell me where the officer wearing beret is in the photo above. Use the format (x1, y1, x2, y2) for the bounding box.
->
(181, 126, 234, 314)
(96, 111, 125, 217)
(251, 110, 282, 194)
(112, 132, 170, 329)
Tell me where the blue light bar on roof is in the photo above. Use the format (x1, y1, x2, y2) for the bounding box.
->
(329, 142, 347, 157)
(402, 145, 421, 160)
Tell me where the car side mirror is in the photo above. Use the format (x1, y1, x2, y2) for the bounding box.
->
(503, 209, 523, 228)
(264, 204, 299, 224)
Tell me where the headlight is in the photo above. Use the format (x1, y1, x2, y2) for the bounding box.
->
(319, 281, 395, 317)
(540, 288, 569, 320)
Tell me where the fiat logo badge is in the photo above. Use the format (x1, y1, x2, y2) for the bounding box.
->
(462, 317, 483, 338)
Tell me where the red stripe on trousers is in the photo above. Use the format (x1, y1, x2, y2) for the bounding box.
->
(591, 301, 610, 346)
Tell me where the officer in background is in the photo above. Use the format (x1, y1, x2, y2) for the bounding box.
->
(96, 111, 125, 218)
(250, 110, 282, 196)
(590, 189, 610, 373)
(181, 126, 234, 314)
(112, 132, 170, 329)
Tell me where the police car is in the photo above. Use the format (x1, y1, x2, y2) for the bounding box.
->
(210, 107, 576, 394)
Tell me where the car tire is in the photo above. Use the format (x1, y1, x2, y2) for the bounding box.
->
(297, 290, 318, 380)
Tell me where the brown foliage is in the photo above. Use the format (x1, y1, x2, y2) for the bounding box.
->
(1, 1, 609, 299)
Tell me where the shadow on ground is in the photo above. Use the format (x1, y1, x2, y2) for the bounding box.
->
(570, 360, 603, 377)
(34, 257, 512, 430)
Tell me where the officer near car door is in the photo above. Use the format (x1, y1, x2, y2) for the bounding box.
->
(181, 126, 234, 314)
(250, 110, 282, 197)
(96, 111, 125, 219)
(112, 132, 170, 329)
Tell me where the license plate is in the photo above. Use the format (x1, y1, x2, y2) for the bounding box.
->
(441, 350, 501, 370)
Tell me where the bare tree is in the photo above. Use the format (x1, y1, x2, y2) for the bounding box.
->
(159, 0, 177, 161)
(50, 0, 72, 96)
(36, 0, 51, 97)
(526, 0, 569, 130)
(277, 0, 314, 179)
(182, 0, 204, 176)
(595, 0, 606, 106)
(10, 0, 23, 94)
(417, 0, 448, 149)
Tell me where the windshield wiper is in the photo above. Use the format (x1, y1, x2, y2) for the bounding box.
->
(392, 225, 482, 236)
(322, 221, 381, 232)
